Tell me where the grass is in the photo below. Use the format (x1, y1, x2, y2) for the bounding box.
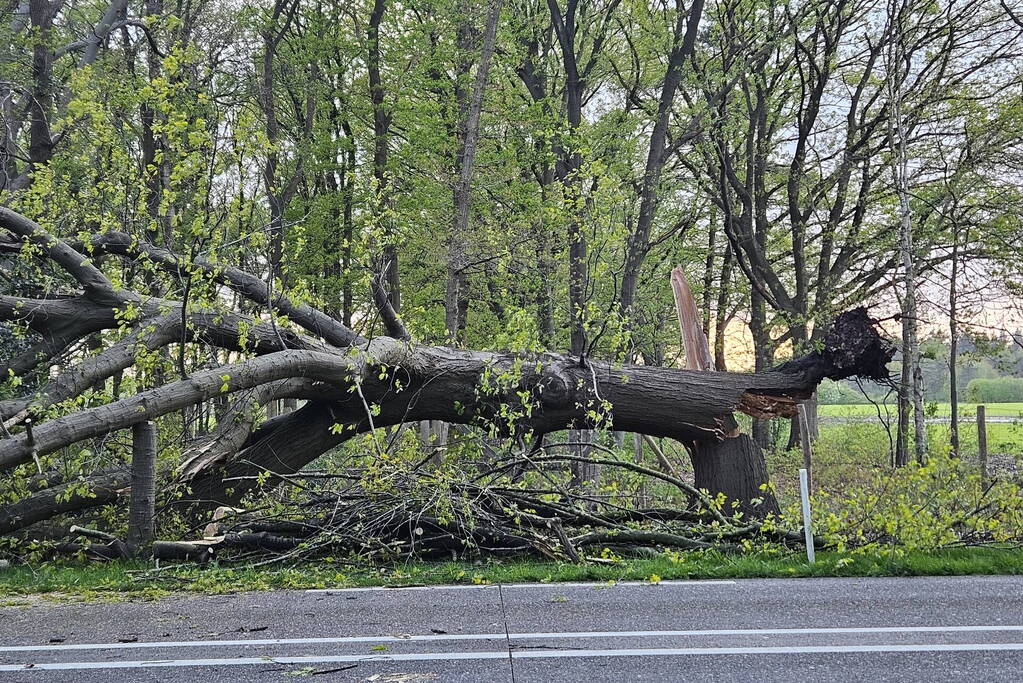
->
(818, 402, 1023, 419)
(814, 421, 1023, 456)
(2, 548, 1022, 601)
(809, 402, 1023, 457)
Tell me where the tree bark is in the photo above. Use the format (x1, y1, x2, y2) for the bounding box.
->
(127, 421, 157, 555)
(690, 435, 777, 518)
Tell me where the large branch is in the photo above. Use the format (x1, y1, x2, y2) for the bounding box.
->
(79, 0, 131, 66)
(2, 208, 364, 359)
(0, 348, 377, 471)
(0, 295, 126, 383)
(0, 468, 131, 535)
(176, 379, 322, 481)
(0, 382, 317, 535)
(0, 208, 121, 305)
(0, 307, 337, 420)
(0, 295, 119, 339)
(86, 232, 367, 348)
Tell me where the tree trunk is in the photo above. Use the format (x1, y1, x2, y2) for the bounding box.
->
(27, 0, 54, 178)
(948, 222, 962, 456)
(127, 421, 157, 556)
(749, 289, 773, 450)
(713, 244, 734, 372)
(690, 435, 779, 517)
(368, 0, 400, 314)
(619, 0, 705, 316)
(887, 3, 927, 466)
(445, 0, 502, 343)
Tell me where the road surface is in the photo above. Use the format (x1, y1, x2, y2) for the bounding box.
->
(1, 575, 1022, 681)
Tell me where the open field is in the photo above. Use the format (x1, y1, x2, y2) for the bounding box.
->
(812, 402, 1023, 458)
(815, 421, 1023, 455)
(818, 403, 1023, 419)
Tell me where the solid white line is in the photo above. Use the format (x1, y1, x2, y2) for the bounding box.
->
(305, 579, 737, 594)
(0, 633, 507, 653)
(0, 651, 507, 672)
(4, 642, 1023, 671)
(4, 624, 1023, 654)
(513, 625, 1023, 640)
(513, 643, 1023, 658)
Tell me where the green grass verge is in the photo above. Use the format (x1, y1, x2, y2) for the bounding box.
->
(2, 548, 1021, 602)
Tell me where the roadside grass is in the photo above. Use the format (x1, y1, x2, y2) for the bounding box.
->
(818, 402, 1023, 419)
(2, 548, 1021, 601)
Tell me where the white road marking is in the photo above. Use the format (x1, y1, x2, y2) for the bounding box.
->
(4, 642, 1023, 671)
(305, 579, 737, 594)
(4, 624, 1023, 654)
(0, 633, 507, 653)
(515, 643, 1023, 658)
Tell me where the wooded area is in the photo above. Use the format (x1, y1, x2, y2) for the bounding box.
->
(1, 0, 1021, 564)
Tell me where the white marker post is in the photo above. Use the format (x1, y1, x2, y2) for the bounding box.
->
(799, 468, 815, 564)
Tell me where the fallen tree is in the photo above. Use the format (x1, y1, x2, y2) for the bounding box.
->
(0, 206, 894, 548)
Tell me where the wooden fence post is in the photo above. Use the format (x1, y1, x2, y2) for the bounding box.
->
(128, 421, 157, 557)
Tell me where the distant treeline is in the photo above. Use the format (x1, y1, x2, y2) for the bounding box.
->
(966, 378, 1023, 403)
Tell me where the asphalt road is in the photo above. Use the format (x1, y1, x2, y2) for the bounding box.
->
(1, 575, 1022, 681)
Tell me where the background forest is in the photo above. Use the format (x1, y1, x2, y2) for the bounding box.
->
(2, 0, 1023, 568)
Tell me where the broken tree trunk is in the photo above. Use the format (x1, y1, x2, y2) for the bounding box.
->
(671, 266, 779, 518)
